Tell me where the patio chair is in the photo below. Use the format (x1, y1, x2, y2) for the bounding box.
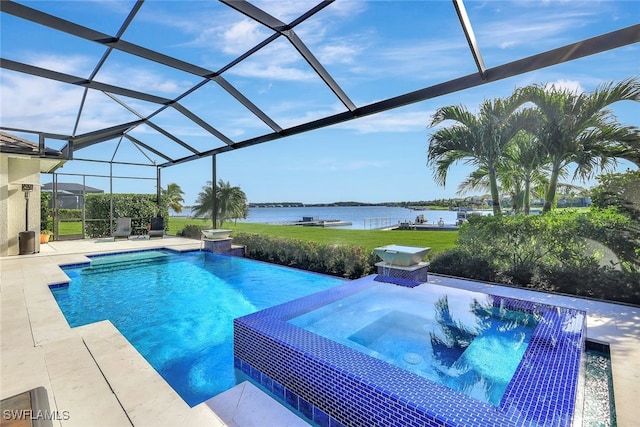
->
(113, 217, 132, 240)
(148, 216, 164, 239)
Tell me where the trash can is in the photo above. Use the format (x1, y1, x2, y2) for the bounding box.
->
(19, 231, 36, 255)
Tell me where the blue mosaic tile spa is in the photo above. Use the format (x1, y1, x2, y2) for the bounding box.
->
(234, 275, 586, 427)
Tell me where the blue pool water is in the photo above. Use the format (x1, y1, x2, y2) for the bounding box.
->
(51, 250, 344, 406)
(290, 284, 539, 406)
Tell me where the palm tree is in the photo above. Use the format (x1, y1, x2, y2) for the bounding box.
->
(428, 96, 533, 215)
(499, 131, 550, 215)
(216, 179, 248, 227)
(162, 183, 185, 213)
(192, 182, 214, 220)
(192, 180, 248, 227)
(516, 77, 640, 212)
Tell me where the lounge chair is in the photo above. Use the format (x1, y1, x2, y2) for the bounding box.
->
(113, 217, 131, 240)
(148, 216, 164, 239)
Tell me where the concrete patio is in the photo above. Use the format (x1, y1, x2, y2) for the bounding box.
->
(1, 237, 638, 426)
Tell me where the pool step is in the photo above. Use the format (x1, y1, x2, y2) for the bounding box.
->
(82, 252, 171, 274)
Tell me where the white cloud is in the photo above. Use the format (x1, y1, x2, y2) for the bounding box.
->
(0, 72, 139, 135)
(96, 66, 194, 95)
(29, 54, 94, 75)
(253, 0, 319, 22)
(232, 61, 317, 82)
(336, 110, 433, 134)
(317, 43, 361, 65)
(221, 19, 270, 55)
(475, 5, 599, 51)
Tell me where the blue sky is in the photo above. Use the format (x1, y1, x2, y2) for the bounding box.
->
(1, 0, 638, 205)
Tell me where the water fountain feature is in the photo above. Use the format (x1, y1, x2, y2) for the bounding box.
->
(373, 245, 431, 287)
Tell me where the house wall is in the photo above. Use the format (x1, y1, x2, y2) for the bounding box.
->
(0, 155, 8, 257)
(0, 155, 41, 256)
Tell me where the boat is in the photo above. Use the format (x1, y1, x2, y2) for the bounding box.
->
(456, 209, 484, 225)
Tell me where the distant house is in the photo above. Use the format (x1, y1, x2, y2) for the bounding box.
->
(42, 183, 104, 209)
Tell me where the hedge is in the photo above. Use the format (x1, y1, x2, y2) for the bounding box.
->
(232, 232, 376, 279)
(84, 193, 168, 238)
(429, 209, 640, 305)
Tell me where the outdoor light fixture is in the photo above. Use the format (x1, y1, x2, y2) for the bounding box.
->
(22, 183, 33, 231)
(18, 183, 36, 254)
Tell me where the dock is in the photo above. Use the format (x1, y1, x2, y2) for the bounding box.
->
(288, 217, 352, 227)
(396, 222, 459, 231)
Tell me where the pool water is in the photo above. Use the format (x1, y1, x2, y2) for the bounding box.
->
(290, 284, 539, 406)
(52, 250, 344, 406)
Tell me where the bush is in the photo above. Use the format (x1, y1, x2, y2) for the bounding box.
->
(531, 265, 640, 305)
(431, 210, 639, 304)
(40, 191, 52, 231)
(232, 232, 375, 279)
(429, 248, 498, 282)
(58, 209, 81, 219)
(179, 224, 208, 239)
(84, 193, 169, 237)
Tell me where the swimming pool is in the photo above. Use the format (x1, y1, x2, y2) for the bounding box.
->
(50, 249, 344, 406)
(234, 275, 586, 427)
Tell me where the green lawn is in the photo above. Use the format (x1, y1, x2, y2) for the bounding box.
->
(167, 217, 458, 256)
(57, 221, 83, 235)
(50, 217, 457, 255)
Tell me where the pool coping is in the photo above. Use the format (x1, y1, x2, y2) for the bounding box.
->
(1, 237, 639, 426)
(0, 238, 231, 427)
(234, 275, 586, 427)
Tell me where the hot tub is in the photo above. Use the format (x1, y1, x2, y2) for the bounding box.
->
(201, 229, 232, 239)
(373, 244, 430, 266)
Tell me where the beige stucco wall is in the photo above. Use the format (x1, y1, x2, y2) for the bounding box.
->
(0, 154, 41, 256)
(0, 155, 8, 257)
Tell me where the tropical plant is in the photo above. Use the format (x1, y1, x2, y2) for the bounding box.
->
(428, 96, 535, 215)
(515, 77, 640, 212)
(217, 179, 248, 226)
(40, 191, 52, 231)
(192, 182, 214, 219)
(498, 131, 550, 215)
(192, 180, 248, 227)
(162, 183, 185, 213)
(591, 170, 640, 222)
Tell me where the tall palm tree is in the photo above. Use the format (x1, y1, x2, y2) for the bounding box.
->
(192, 182, 214, 220)
(162, 183, 185, 213)
(215, 179, 248, 227)
(428, 96, 533, 215)
(192, 180, 248, 227)
(499, 131, 550, 215)
(516, 77, 640, 212)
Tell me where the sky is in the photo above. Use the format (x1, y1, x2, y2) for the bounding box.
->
(1, 0, 639, 205)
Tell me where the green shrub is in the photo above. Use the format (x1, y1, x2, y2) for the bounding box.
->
(179, 224, 207, 239)
(531, 265, 640, 305)
(430, 209, 639, 304)
(40, 191, 52, 231)
(58, 209, 81, 219)
(232, 232, 375, 279)
(84, 193, 169, 237)
(429, 248, 498, 282)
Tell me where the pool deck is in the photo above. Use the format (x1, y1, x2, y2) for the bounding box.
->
(1, 237, 638, 426)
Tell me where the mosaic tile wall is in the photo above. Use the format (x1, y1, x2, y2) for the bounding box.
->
(375, 263, 428, 286)
(234, 276, 586, 427)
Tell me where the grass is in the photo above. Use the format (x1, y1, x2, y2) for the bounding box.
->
(52, 217, 458, 256)
(57, 221, 83, 235)
(167, 217, 458, 256)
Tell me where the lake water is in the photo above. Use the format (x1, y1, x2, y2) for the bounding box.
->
(173, 206, 477, 229)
